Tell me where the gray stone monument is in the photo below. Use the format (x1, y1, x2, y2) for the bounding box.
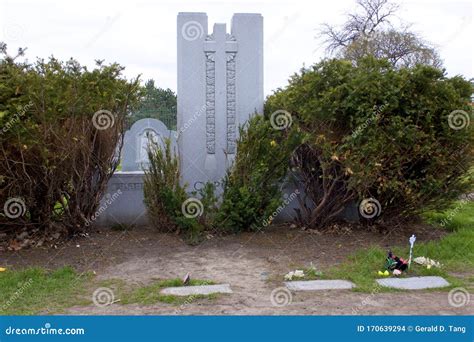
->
(122, 118, 177, 171)
(96, 118, 177, 226)
(177, 12, 264, 191)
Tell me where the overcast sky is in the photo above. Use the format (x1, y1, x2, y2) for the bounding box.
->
(1, 0, 472, 96)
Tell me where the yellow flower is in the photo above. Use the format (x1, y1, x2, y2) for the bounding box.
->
(270, 140, 277, 147)
(0, 267, 6, 272)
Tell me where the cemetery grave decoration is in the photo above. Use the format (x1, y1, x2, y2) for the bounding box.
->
(384, 250, 408, 274)
(413, 257, 442, 269)
(408, 234, 416, 268)
(377, 251, 407, 277)
(378, 235, 416, 276)
(284, 270, 305, 281)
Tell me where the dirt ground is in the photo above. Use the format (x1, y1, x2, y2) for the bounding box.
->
(1, 224, 473, 315)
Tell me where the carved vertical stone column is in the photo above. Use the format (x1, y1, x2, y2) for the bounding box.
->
(226, 40, 237, 154)
(203, 24, 237, 182)
(205, 49, 216, 154)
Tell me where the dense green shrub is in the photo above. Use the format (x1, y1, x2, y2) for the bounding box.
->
(215, 115, 301, 232)
(143, 138, 217, 243)
(143, 138, 186, 231)
(0, 47, 140, 234)
(265, 57, 473, 226)
(144, 115, 299, 235)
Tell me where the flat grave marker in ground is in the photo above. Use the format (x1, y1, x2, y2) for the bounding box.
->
(160, 284, 233, 296)
(376, 276, 450, 290)
(285, 280, 356, 291)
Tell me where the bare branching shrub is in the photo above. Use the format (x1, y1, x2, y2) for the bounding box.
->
(143, 138, 218, 243)
(143, 138, 186, 232)
(0, 47, 140, 235)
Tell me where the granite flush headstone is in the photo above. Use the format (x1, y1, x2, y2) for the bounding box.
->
(160, 284, 233, 296)
(285, 280, 356, 291)
(376, 276, 450, 290)
(177, 12, 264, 192)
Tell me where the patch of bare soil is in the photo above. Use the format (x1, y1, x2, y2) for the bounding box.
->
(2, 223, 472, 315)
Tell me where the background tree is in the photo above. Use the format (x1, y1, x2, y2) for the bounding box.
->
(319, 0, 442, 68)
(129, 79, 177, 129)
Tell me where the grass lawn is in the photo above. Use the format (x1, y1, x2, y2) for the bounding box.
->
(98, 278, 217, 305)
(0, 267, 92, 315)
(293, 201, 474, 292)
(0, 267, 216, 315)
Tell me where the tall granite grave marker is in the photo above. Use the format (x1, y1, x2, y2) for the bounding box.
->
(177, 12, 264, 191)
